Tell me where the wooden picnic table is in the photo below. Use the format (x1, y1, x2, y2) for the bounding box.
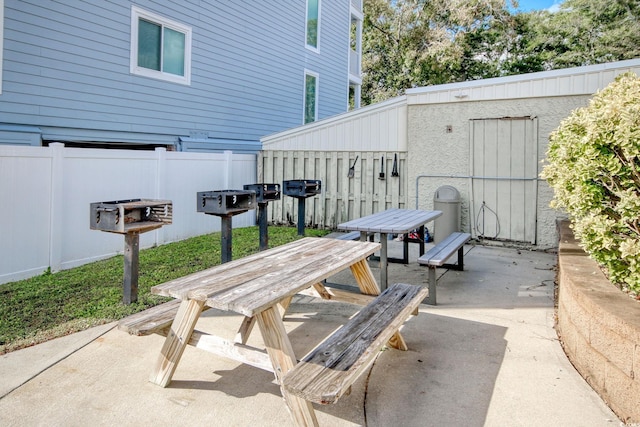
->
(338, 208, 442, 291)
(148, 237, 389, 426)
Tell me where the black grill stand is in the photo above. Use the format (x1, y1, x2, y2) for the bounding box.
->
(89, 199, 172, 304)
(283, 180, 322, 236)
(243, 184, 281, 251)
(197, 190, 257, 263)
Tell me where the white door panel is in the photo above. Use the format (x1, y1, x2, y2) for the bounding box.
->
(470, 117, 538, 244)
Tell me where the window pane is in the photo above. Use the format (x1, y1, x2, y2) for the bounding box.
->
(163, 27, 185, 76)
(138, 19, 161, 71)
(306, 0, 318, 48)
(304, 74, 317, 124)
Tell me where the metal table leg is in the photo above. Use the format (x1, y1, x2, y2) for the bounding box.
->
(380, 232, 388, 292)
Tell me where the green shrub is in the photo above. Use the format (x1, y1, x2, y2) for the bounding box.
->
(541, 71, 640, 294)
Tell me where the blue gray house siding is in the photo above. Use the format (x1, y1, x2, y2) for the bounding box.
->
(0, 0, 354, 152)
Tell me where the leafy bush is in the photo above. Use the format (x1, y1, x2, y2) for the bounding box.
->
(542, 71, 640, 295)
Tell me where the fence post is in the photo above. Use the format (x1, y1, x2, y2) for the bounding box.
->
(155, 147, 167, 246)
(49, 143, 65, 273)
(223, 150, 233, 189)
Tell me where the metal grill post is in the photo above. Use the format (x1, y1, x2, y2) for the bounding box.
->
(258, 202, 269, 250)
(296, 198, 306, 236)
(123, 232, 140, 304)
(243, 184, 280, 251)
(221, 215, 233, 263)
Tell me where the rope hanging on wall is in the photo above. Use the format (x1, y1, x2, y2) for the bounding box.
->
(475, 201, 500, 240)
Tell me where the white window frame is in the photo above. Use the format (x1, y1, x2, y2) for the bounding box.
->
(303, 70, 319, 124)
(130, 6, 192, 85)
(305, 0, 321, 52)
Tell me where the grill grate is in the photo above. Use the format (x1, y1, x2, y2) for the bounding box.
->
(90, 199, 172, 234)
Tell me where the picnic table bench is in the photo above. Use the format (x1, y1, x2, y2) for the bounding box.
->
(282, 282, 427, 406)
(418, 232, 471, 305)
(118, 237, 427, 427)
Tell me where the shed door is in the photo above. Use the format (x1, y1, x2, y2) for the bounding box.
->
(470, 117, 538, 244)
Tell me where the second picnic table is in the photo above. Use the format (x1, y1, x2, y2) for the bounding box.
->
(338, 208, 442, 291)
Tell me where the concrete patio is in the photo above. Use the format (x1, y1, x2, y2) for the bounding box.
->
(0, 241, 620, 426)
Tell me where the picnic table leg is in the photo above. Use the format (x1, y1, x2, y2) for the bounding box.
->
(379, 232, 388, 292)
(427, 267, 437, 306)
(235, 316, 256, 344)
(387, 329, 409, 351)
(235, 298, 291, 344)
(350, 259, 380, 296)
(150, 299, 204, 387)
(402, 232, 409, 263)
(418, 225, 426, 256)
(350, 258, 407, 350)
(257, 306, 319, 427)
(278, 296, 293, 317)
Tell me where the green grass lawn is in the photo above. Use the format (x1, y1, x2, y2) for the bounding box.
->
(0, 226, 329, 354)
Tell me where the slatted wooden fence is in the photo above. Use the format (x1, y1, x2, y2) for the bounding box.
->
(259, 151, 408, 229)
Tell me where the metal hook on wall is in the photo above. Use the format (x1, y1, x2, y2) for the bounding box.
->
(391, 153, 399, 177)
(348, 155, 358, 178)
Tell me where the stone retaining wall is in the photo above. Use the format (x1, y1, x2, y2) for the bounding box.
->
(557, 221, 640, 423)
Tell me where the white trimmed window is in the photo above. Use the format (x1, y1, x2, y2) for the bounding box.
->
(304, 71, 318, 124)
(305, 0, 320, 51)
(130, 6, 192, 85)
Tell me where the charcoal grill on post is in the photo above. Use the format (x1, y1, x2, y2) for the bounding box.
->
(197, 190, 257, 263)
(283, 179, 322, 236)
(243, 183, 280, 250)
(90, 198, 172, 304)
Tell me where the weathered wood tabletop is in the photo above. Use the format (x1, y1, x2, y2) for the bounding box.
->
(151, 237, 381, 316)
(337, 208, 441, 234)
(338, 208, 442, 290)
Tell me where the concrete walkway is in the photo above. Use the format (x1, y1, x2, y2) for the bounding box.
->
(0, 242, 620, 426)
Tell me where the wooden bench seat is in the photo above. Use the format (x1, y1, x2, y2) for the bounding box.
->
(335, 231, 361, 241)
(331, 231, 375, 241)
(118, 299, 210, 336)
(282, 282, 428, 406)
(417, 232, 471, 305)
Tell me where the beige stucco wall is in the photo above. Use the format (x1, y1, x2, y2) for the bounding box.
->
(407, 95, 590, 249)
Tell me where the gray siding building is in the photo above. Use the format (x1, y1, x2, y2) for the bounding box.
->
(0, 0, 363, 152)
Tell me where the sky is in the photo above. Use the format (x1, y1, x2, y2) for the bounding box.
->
(514, 0, 563, 12)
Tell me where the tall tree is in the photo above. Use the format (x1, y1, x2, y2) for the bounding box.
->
(361, 0, 514, 105)
(526, 0, 640, 69)
(361, 0, 640, 105)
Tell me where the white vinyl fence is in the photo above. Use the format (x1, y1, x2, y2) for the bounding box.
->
(0, 143, 256, 285)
